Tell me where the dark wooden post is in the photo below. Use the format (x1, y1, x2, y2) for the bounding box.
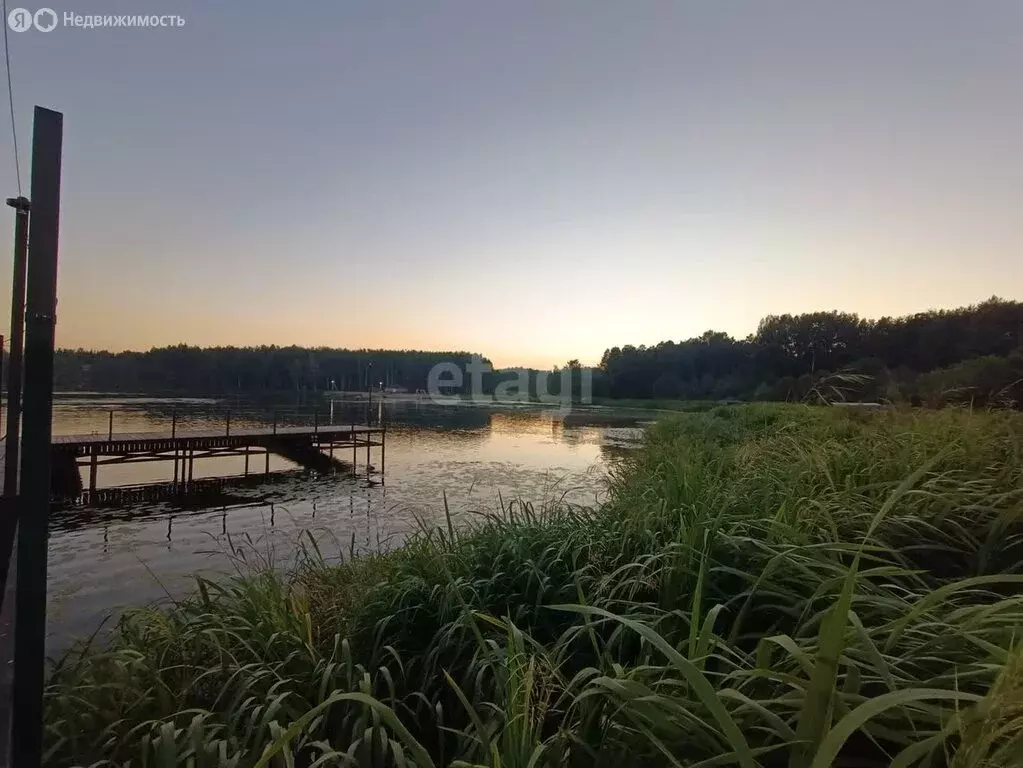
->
(0, 198, 31, 666)
(351, 422, 356, 470)
(107, 410, 113, 441)
(381, 418, 386, 476)
(3, 195, 30, 497)
(88, 446, 98, 493)
(272, 409, 277, 435)
(368, 362, 373, 414)
(11, 106, 63, 768)
(225, 409, 231, 437)
(264, 446, 270, 475)
(171, 411, 178, 486)
(244, 446, 250, 476)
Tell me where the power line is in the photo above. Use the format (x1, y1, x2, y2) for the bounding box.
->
(1, 0, 22, 196)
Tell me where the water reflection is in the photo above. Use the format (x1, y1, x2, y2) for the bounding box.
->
(44, 396, 644, 654)
(50, 470, 334, 531)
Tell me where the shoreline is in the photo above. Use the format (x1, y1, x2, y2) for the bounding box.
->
(43, 404, 1023, 767)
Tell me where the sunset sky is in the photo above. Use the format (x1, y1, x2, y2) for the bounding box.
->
(2, 1, 1021, 368)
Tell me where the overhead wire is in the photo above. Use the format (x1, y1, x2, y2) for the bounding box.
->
(2, 0, 23, 196)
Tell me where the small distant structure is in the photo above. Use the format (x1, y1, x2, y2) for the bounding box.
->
(383, 385, 408, 395)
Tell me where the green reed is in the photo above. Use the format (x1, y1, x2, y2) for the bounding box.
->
(44, 404, 1023, 767)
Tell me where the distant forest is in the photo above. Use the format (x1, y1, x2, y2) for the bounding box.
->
(600, 297, 1023, 407)
(50, 348, 488, 396)
(43, 297, 1023, 407)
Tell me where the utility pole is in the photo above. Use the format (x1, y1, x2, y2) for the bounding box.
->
(0, 333, 5, 438)
(0, 194, 30, 625)
(3, 196, 30, 497)
(0, 195, 28, 768)
(11, 107, 63, 768)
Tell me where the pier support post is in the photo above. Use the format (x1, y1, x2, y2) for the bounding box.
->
(244, 446, 250, 476)
(88, 446, 98, 493)
(351, 423, 356, 470)
(187, 447, 194, 484)
(173, 445, 179, 486)
(108, 410, 113, 441)
(381, 424, 386, 476)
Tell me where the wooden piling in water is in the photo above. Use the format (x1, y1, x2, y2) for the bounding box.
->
(88, 446, 98, 492)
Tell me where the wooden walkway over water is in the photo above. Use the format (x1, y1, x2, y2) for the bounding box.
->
(1, 423, 386, 499)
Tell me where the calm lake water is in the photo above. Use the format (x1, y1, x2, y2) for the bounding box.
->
(41, 395, 648, 653)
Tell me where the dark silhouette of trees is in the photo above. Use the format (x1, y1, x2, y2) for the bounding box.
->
(599, 298, 1023, 405)
(45, 298, 1023, 407)
(51, 346, 489, 396)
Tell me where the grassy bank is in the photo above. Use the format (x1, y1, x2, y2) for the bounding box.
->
(590, 396, 720, 412)
(46, 405, 1023, 767)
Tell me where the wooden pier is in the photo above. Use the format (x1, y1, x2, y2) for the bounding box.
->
(1, 423, 386, 499)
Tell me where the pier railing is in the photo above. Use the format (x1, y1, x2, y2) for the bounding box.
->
(73, 403, 384, 442)
(48, 404, 388, 498)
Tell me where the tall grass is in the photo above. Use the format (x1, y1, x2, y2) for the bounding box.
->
(45, 404, 1023, 766)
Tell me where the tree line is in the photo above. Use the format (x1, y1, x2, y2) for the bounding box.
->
(49, 346, 489, 395)
(38, 297, 1023, 407)
(598, 297, 1023, 406)
(44, 344, 598, 400)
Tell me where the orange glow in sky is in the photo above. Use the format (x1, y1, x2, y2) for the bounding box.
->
(2, 3, 1020, 369)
